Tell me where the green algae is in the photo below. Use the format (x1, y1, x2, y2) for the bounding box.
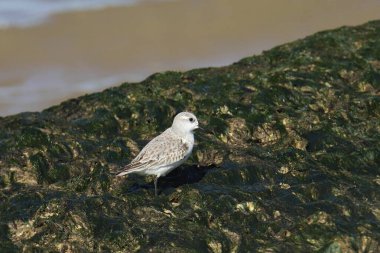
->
(1, 20, 380, 252)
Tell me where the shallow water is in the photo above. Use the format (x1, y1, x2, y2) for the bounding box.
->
(0, 0, 380, 116)
(0, 0, 139, 28)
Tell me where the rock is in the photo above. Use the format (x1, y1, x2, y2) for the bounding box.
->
(1, 20, 380, 252)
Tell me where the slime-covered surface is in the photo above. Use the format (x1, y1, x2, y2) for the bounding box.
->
(0, 21, 379, 252)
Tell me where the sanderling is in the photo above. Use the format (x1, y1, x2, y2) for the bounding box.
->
(116, 112, 199, 196)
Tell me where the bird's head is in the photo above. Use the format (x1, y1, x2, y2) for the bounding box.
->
(172, 112, 199, 135)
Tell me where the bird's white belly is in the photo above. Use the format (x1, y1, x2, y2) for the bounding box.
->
(145, 153, 191, 177)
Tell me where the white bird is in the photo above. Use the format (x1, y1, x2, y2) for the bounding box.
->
(116, 112, 199, 196)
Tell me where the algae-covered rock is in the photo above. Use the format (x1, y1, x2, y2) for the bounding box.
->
(1, 20, 380, 252)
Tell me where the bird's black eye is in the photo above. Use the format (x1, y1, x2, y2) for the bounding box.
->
(189, 117, 194, 122)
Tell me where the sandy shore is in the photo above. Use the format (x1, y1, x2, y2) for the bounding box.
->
(0, 0, 380, 115)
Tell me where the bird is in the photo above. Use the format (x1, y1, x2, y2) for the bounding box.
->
(116, 112, 199, 196)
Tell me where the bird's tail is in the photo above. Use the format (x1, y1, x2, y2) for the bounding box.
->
(114, 162, 145, 177)
(115, 170, 131, 177)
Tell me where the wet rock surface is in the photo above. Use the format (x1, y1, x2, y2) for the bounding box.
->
(1, 21, 380, 252)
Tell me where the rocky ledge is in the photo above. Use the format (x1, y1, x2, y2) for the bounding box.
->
(1, 20, 379, 252)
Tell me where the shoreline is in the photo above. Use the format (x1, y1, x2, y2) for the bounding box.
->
(1, 0, 380, 116)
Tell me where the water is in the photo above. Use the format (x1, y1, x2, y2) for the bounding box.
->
(0, 0, 139, 28)
(0, 0, 379, 116)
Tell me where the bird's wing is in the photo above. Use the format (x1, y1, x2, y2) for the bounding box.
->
(116, 129, 189, 177)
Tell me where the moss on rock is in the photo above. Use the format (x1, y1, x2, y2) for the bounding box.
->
(1, 20, 380, 252)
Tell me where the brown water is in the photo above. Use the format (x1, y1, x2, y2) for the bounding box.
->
(1, 0, 380, 116)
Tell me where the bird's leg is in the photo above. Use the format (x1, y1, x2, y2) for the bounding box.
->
(154, 177, 159, 196)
